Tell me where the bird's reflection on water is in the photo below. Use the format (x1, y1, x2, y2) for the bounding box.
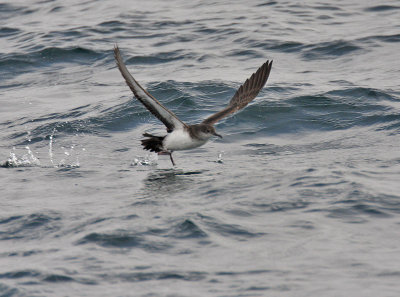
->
(138, 169, 205, 200)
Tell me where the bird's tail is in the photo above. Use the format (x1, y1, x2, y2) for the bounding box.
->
(141, 133, 165, 153)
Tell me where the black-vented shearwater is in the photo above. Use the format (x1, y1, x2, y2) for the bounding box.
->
(114, 45, 272, 165)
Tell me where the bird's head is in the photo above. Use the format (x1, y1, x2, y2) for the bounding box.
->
(194, 124, 223, 140)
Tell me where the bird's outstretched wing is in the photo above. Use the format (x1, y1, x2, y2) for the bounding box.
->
(114, 45, 188, 132)
(202, 60, 273, 125)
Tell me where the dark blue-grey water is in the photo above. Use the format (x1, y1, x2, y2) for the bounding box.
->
(1, 0, 400, 296)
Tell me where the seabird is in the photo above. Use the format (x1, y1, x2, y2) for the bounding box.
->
(114, 45, 272, 166)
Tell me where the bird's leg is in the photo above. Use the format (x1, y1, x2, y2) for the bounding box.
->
(158, 150, 176, 166)
(169, 152, 176, 166)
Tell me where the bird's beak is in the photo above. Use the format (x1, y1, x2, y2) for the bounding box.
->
(213, 132, 223, 138)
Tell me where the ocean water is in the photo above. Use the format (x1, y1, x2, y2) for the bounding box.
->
(1, 0, 400, 296)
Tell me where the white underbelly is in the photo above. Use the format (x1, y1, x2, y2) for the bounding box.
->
(163, 130, 207, 151)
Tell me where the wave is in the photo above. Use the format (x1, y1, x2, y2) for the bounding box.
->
(364, 5, 400, 12)
(235, 32, 399, 61)
(220, 87, 400, 135)
(0, 46, 102, 68)
(2, 84, 399, 145)
(358, 33, 400, 44)
(0, 212, 61, 240)
(0, 27, 21, 38)
(124, 50, 195, 65)
(0, 269, 95, 286)
(1, 69, 398, 168)
(75, 219, 208, 249)
(301, 40, 362, 59)
(0, 3, 37, 21)
(0, 46, 105, 85)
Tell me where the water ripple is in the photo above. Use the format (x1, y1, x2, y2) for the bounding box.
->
(76, 232, 171, 252)
(0, 212, 61, 240)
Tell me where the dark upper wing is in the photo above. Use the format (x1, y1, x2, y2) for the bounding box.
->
(202, 60, 272, 125)
(114, 45, 187, 132)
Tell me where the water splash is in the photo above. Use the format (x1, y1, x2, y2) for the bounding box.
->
(25, 146, 40, 165)
(58, 144, 80, 168)
(26, 130, 32, 143)
(216, 151, 224, 163)
(49, 128, 56, 166)
(131, 154, 159, 166)
(2, 146, 41, 168)
(2, 130, 83, 168)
